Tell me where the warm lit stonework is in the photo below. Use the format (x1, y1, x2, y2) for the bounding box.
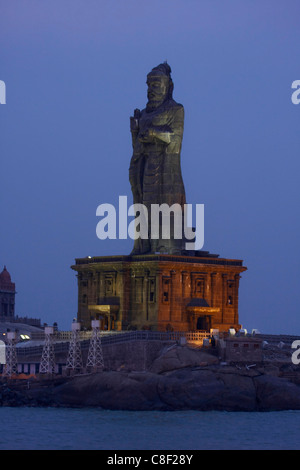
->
(71, 252, 246, 333)
(72, 63, 247, 334)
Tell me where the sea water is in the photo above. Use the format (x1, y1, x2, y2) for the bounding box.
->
(0, 407, 300, 450)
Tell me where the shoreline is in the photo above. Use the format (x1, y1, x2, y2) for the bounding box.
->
(1, 343, 300, 412)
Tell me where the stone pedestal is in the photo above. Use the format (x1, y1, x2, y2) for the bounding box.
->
(71, 251, 247, 333)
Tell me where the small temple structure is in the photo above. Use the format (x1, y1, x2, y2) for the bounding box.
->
(0, 266, 16, 321)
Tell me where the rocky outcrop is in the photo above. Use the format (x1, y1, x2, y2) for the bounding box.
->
(149, 344, 218, 374)
(254, 375, 300, 411)
(1, 345, 300, 411)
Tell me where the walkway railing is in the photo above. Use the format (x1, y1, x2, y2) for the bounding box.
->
(14, 330, 300, 359)
(254, 334, 300, 345)
(16, 330, 210, 357)
(29, 330, 121, 341)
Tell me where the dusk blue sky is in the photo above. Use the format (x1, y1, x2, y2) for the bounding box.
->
(1, 1, 299, 333)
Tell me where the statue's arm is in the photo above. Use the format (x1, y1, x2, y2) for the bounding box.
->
(145, 127, 172, 144)
(141, 106, 184, 147)
(166, 105, 184, 148)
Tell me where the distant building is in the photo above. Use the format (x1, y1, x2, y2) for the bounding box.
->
(0, 266, 16, 321)
(0, 265, 41, 328)
(221, 336, 263, 363)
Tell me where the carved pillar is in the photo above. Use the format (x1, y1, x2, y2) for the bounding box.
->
(181, 271, 188, 298)
(205, 273, 210, 302)
(91, 270, 97, 305)
(170, 270, 178, 324)
(234, 274, 241, 325)
(143, 270, 149, 321)
(155, 269, 162, 328)
(210, 272, 217, 307)
(161, 273, 171, 324)
(181, 271, 189, 323)
(222, 274, 227, 323)
(99, 272, 104, 299)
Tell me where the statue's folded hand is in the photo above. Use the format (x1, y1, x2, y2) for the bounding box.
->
(138, 129, 155, 143)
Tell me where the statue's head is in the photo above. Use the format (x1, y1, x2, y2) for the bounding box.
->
(146, 62, 174, 110)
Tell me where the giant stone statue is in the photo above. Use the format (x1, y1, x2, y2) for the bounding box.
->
(129, 62, 186, 255)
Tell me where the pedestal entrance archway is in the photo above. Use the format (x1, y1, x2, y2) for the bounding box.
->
(186, 299, 220, 332)
(196, 315, 211, 331)
(88, 304, 119, 331)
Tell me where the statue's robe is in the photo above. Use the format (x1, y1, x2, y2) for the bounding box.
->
(129, 98, 186, 254)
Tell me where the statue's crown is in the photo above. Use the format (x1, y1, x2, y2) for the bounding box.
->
(147, 62, 172, 80)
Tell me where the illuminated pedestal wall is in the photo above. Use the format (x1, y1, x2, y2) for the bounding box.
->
(71, 253, 247, 333)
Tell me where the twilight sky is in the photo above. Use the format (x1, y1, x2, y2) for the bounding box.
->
(0, 0, 299, 333)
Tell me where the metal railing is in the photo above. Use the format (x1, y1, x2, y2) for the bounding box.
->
(16, 330, 210, 357)
(14, 331, 300, 361)
(29, 329, 122, 342)
(255, 334, 300, 345)
(95, 330, 210, 345)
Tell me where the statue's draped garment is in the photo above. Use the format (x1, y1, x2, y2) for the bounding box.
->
(129, 64, 186, 254)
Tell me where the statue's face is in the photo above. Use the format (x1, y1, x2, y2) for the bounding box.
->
(146, 76, 168, 108)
